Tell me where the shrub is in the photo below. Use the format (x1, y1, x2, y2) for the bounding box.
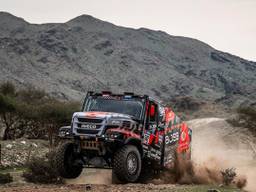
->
(22, 154, 63, 184)
(0, 81, 16, 96)
(0, 173, 13, 184)
(0, 94, 16, 113)
(228, 106, 256, 135)
(221, 168, 236, 186)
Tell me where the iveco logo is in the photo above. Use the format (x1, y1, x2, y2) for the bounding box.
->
(81, 124, 97, 129)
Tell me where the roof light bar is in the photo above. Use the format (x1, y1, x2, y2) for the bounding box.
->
(124, 92, 134, 95)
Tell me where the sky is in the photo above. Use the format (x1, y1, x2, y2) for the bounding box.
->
(0, 0, 255, 61)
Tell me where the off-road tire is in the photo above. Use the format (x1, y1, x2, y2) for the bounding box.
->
(113, 145, 141, 183)
(55, 142, 82, 179)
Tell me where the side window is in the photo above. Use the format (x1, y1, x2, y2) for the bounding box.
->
(158, 105, 165, 125)
(146, 101, 158, 130)
(149, 103, 157, 123)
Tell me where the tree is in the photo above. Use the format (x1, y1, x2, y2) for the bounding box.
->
(38, 101, 79, 146)
(0, 94, 16, 140)
(0, 82, 80, 143)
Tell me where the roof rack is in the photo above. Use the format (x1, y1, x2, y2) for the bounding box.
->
(124, 92, 134, 95)
(87, 91, 149, 99)
(102, 91, 112, 95)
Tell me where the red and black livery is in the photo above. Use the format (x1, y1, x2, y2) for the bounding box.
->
(55, 91, 192, 183)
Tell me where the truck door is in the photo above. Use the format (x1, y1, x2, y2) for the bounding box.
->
(142, 102, 163, 162)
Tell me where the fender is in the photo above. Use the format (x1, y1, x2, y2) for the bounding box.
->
(125, 137, 143, 156)
(107, 128, 141, 139)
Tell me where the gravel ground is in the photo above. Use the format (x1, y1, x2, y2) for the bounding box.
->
(0, 139, 49, 168)
(1, 118, 253, 192)
(0, 184, 242, 192)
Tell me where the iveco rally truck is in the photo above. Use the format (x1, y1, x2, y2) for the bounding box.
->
(55, 91, 192, 183)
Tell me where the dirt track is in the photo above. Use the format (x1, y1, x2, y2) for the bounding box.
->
(0, 183, 243, 192)
(2, 184, 177, 192)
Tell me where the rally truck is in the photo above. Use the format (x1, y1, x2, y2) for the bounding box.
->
(55, 91, 192, 183)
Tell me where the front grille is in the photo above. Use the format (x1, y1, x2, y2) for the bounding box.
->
(122, 121, 131, 128)
(77, 118, 103, 124)
(74, 117, 104, 136)
(77, 129, 100, 135)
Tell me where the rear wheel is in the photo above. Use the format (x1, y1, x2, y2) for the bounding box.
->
(113, 145, 141, 183)
(55, 142, 83, 179)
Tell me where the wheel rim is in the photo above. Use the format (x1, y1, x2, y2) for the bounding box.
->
(127, 152, 138, 175)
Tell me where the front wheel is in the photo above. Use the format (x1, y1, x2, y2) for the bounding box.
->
(54, 142, 83, 179)
(113, 145, 141, 183)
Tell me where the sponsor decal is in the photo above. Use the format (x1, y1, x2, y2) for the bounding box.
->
(178, 123, 190, 153)
(146, 147, 161, 160)
(81, 124, 97, 129)
(181, 131, 186, 142)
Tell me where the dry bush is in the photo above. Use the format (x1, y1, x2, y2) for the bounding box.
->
(0, 173, 13, 184)
(221, 168, 236, 186)
(228, 106, 256, 136)
(22, 153, 63, 184)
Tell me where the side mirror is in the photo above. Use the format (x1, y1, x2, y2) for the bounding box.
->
(150, 105, 155, 117)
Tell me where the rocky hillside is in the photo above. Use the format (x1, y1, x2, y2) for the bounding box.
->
(0, 12, 255, 107)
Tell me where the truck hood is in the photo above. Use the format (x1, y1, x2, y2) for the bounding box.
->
(73, 111, 133, 120)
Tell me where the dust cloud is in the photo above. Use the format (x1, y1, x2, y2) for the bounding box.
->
(65, 118, 255, 191)
(187, 118, 256, 191)
(151, 118, 255, 190)
(159, 155, 248, 189)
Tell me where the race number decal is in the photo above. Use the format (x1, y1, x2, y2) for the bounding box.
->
(165, 129, 179, 145)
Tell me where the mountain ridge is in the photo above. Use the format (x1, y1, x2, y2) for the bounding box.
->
(0, 12, 255, 107)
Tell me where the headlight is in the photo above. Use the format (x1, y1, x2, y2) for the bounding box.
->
(106, 132, 123, 139)
(59, 130, 66, 137)
(59, 129, 70, 137)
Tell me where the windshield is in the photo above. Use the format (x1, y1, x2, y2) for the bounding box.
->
(84, 97, 143, 120)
